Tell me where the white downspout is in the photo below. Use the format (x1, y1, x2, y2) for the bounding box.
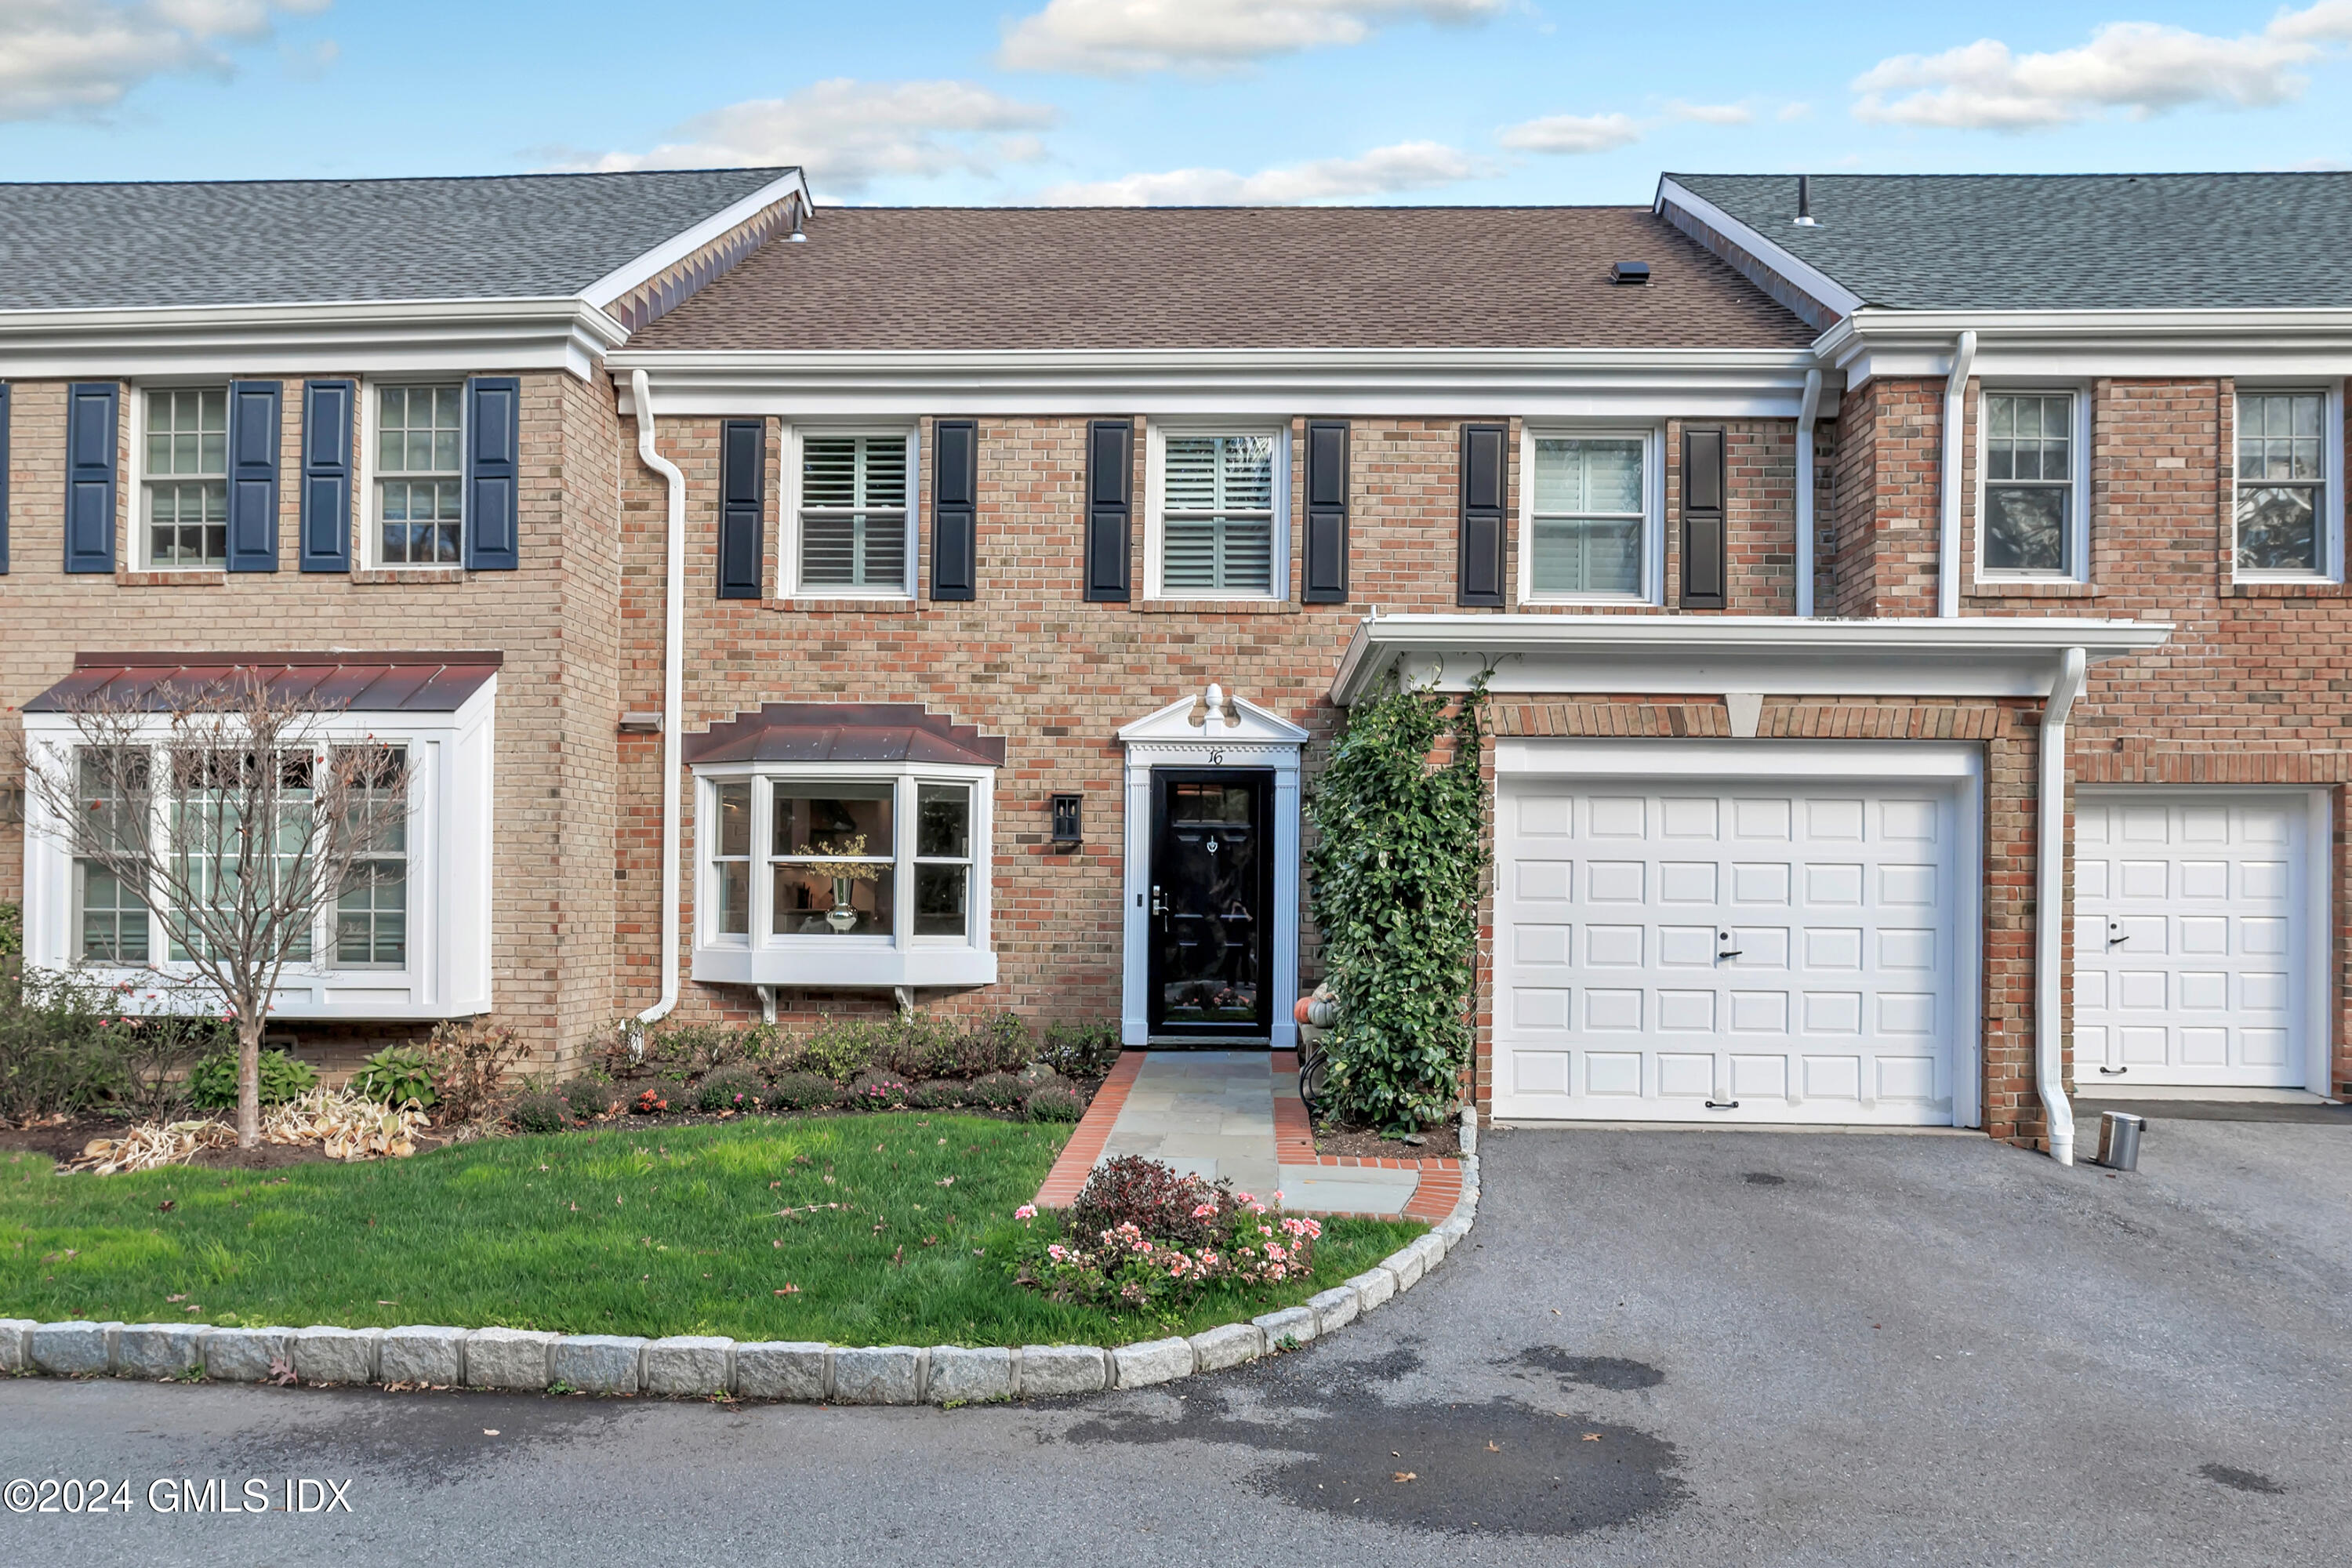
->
(1795, 367, 1824, 618)
(1937, 330, 1978, 619)
(2037, 647, 2086, 1165)
(630, 368, 685, 1029)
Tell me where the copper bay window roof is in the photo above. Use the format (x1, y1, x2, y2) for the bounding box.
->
(24, 651, 503, 713)
(682, 703, 1005, 768)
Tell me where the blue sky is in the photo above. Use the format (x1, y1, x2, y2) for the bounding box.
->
(4, 2, 2350, 203)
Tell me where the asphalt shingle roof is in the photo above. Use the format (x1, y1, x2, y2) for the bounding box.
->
(1670, 172, 2352, 312)
(629, 205, 1815, 352)
(0, 169, 793, 311)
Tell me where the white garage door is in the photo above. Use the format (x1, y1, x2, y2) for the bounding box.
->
(1495, 778, 1966, 1124)
(2074, 791, 2318, 1089)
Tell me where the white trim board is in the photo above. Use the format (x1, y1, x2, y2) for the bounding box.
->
(579, 172, 811, 310)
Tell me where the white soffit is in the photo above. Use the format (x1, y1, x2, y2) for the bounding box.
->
(1329, 614, 2173, 706)
(1820, 307, 2352, 385)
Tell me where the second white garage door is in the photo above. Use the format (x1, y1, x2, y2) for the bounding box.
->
(1495, 768, 1972, 1125)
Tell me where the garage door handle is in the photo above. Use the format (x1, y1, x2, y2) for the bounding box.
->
(2098, 1065, 2128, 1076)
(1715, 949, 1743, 961)
(1705, 1099, 1740, 1110)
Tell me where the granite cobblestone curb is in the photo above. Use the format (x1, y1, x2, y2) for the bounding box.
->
(1, 1109, 1482, 1406)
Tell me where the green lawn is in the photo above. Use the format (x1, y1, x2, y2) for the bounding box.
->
(0, 1114, 1424, 1346)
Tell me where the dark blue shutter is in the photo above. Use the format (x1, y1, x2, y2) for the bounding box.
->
(464, 376, 520, 571)
(1680, 426, 1727, 609)
(0, 383, 11, 575)
(1083, 418, 1132, 603)
(1457, 423, 1507, 607)
(226, 379, 282, 572)
(931, 419, 978, 601)
(1303, 419, 1349, 604)
(299, 379, 354, 572)
(717, 417, 765, 599)
(64, 382, 119, 574)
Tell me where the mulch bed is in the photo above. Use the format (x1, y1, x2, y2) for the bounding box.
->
(1312, 1120, 1462, 1161)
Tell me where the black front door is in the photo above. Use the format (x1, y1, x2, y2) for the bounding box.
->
(1148, 769, 1274, 1039)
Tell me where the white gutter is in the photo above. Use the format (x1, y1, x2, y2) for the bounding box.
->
(2038, 647, 2087, 1166)
(1937, 330, 1977, 619)
(630, 368, 686, 1029)
(1795, 366, 1824, 617)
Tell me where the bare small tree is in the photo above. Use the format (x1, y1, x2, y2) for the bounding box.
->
(24, 674, 410, 1149)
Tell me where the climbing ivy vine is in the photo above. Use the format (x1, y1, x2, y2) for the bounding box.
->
(1305, 673, 1489, 1131)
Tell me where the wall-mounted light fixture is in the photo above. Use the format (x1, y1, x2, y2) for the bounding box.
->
(1051, 793, 1083, 848)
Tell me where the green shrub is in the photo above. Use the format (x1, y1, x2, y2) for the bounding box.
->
(353, 1045, 437, 1108)
(512, 1091, 569, 1134)
(113, 1005, 232, 1120)
(764, 1072, 836, 1112)
(848, 1070, 909, 1110)
(1305, 673, 1488, 1131)
(0, 967, 131, 1120)
(560, 1075, 617, 1121)
(803, 1017, 884, 1083)
(1024, 1083, 1083, 1123)
(907, 1078, 967, 1110)
(968, 1072, 1024, 1110)
(0, 901, 21, 960)
(190, 1048, 318, 1112)
(695, 1066, 765, 1113)
(1038, 1019, 1123, 1080)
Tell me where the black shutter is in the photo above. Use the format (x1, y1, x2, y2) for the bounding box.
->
(463, 376, 520, 571)
(1083, 418, 1132, 602)
(64, 382, 118, 575)
(1680, 426, 1727, 609)
(299, 379, 354, 572)
(1457, 422, 1507, 606)
(0, 382, 10, 575)
(1303, 419, 1348, 604)
(225, 379, 282, 572)
(931, 418, 978, 601)
(717, 418, 766, 599)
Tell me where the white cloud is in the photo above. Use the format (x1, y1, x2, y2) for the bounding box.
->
(1000, 0, 1504, 75)
(1495, 111, 1640, 154)
(1776, 101, 1812, 122)
(1040, 139, 1488, 205)
(0, 0, 327, 120)
(581, 79, 1058, 196)
(1853, 2, 2352, 129)
(1668, 100, 1752, 125)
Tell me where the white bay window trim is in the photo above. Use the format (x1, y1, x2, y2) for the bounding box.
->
(1515, 423, 1665, 606)
(691, 760, 996, 989)
(18, 681, 495, 1021)
(779, 423, 919, 600)
(1143, 420, 1290, 601)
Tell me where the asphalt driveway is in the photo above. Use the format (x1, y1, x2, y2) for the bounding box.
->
(4, 1117, 2346, 1566)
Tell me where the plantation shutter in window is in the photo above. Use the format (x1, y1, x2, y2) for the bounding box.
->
(64, 382, 119, 574)
(0, 382, 11, 574)
(299, 379, 354, 572)
(1457, 423, 1507, 606)
(718, 418, 766, 599)
(931, 419, 978, 601)
(1680, 426, 1726, 609)
(225, 379, 282, 572)
(799, 434, 909, 590)
(463, 376, 520, 571)
(1084, 419, 1133, 602)
(1161, 434, 1276, 594)
(1303, 419, 1348, 603)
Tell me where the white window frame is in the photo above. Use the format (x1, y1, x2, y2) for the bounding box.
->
(20, 681, 495, 1021)
(1516, 423, 1664, 606)
(1143, 420, 1290, 601)
(2231, 382, 2345, 585)
(690, 760, 996, 989)
(779, 423, 919, 601)
(1974, 384, 2092, 583)
(129, 381, 233, 572)
(359, 377, 470, 572)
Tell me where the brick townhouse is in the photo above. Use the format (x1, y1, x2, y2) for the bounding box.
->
(3, 167, 2345, 1163)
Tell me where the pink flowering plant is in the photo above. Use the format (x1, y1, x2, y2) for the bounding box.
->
(1009, 1156, 1324, 1312)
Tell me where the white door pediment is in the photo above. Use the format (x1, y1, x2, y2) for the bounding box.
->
(1118, 684, 1310, 748)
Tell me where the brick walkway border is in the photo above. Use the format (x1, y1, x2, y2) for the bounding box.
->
(1035, 1050, 1146, 1207)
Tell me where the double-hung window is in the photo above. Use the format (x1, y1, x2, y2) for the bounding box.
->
(144, 387, 229, 568)
(2236, 390, 2333, 577)
(1981, 391, 2079, 576)
(1526, 433, 1648, 599)
(1155, 432, 1280, 597)
(795, 433, 911, 594)
(336, 746, 409, 967)
(376, 385, 464, 566)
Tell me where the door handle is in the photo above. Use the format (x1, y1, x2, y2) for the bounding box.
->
(1151, 884, 1167, 931)
(1715, 931, 1742, 962)
(1705, 1100, 1740, 1110)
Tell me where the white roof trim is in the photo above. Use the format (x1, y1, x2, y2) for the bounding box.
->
(579, 169, 810, 310)
(1654, 177, 1866, 321)
(1119, 687, 1311, 746)
(1329, 613, 2174, 707)
(1820, 305, 2352, 383)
